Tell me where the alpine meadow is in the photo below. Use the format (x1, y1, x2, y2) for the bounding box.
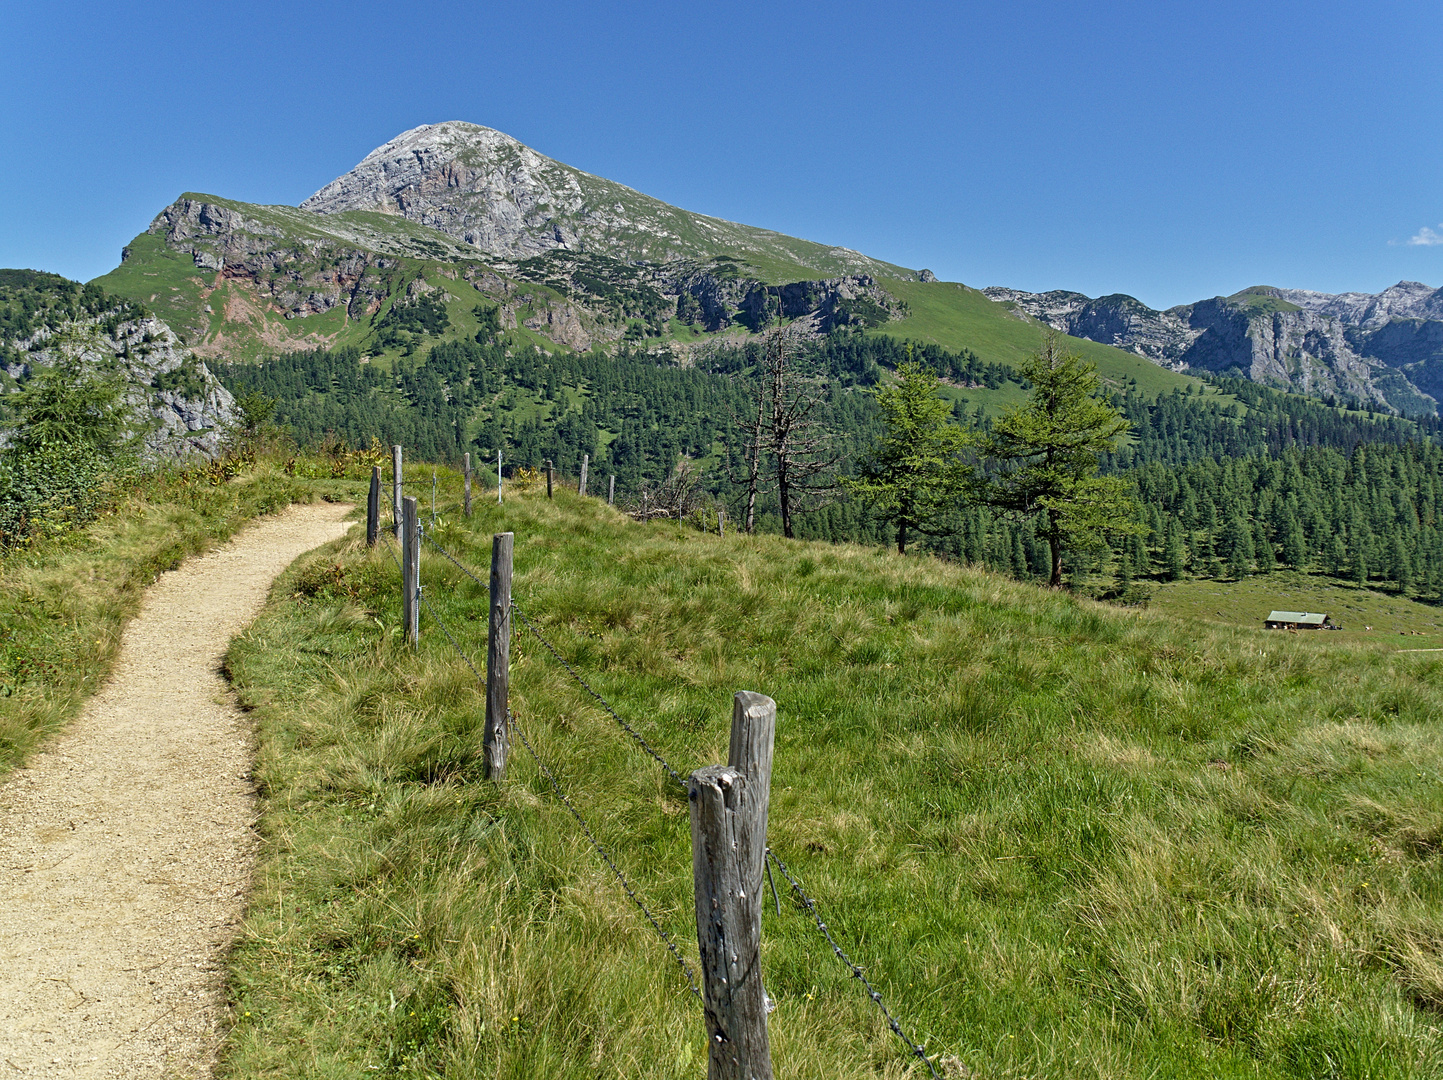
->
(3, 112, 1443, 1080)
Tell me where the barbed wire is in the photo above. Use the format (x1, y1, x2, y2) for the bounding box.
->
(418, 532, 689, 790)
(420, 531, 488, 592)
(511, 712, 703, 1003)
(510, 603, 688, 790)
(401, 513, 939, 1071)
(766, 848, 941, 1080)
(402, 577, 702, 1005)
(417, 589, 486, 687)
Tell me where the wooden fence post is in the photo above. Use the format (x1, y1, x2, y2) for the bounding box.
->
(463, 453, 472, 518)
(688, 691, 777, 1080)
(366, 466, 380, 547)
(497, 449, 503, 504)
(642, 491, 649, 521)
(485, 532, 514, 780)
(392, 445, 403, 538)
(546, 459, 554, 499)
(402, 496, 419, 648)
(579, 454, 589, 496)
(718, 509, 725, 539)
(608, 474, 615, 506)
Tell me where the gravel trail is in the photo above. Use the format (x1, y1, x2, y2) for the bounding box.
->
(0, 502, 353, 1078)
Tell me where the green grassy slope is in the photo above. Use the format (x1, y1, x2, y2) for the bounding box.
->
(878, 279, 1214, 400)
(223, 479, 1443, 1078)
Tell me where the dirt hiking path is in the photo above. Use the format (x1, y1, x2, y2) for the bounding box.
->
(0, 502, 353, 1078)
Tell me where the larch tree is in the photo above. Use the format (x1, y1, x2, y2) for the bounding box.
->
(978, 333, 1140, 587)
(845, 358, 970, 555)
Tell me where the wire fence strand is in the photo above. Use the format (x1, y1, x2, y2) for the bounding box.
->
(766, 848, 941, 1079)
(403, 567, 702, 1004)
(420, 532, 688, 789)
(408, 518, 943, 1069)
(511, 712, 703, 1003)
(511, 603, 688, 790)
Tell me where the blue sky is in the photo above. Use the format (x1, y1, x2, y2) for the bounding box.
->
(2, 0, 1440, 309)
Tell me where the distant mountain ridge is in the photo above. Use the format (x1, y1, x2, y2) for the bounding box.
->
(983, 282, 1443, 415)
(87, 119, 1442, 416)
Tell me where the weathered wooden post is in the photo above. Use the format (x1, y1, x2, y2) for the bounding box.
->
(392, 445, 403, 538)
(485, 532, 513, 780)
(718, 509, 725, 539)
(463, 453, 472, 518)
(642, 491, 649, 521)
(579, 454, 589, 496)
(402, 496, 420, 648)
(497, 449, 503, 504)
(546, 459, 554, 499)
(608, 474, 615, 506)
(431, 469, 437, 525)
(688, 691, 777, 1080)
(366, 466, 380, 547)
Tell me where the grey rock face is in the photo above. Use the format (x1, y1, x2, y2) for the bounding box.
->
(300, 122, 911, 278)
(6, 313, 235, 460)
(984, 282, 1443, 414)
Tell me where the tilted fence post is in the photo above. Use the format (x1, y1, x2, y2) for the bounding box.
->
(546, 459, 554, 499)
(464, 452, 472, 518)
(689, 691, 777, 1080)
(366, 466, 380, 547)
(608, 474, 615, 506)
(485, 532, 514, 780)
(579, 454, 589, 497)
(402, 496, 420, 649)
(392, 445, 403, 538)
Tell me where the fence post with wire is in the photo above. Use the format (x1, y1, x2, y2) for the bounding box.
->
(689, 691, 777, 1080)
(402, 496, 419, 648)
(367, 466, 380, 547)
(391, 445, 403, 538)
(464, 452, 472, 518)
(485, 531, 513, 779)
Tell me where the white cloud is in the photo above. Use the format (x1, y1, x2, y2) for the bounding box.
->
(1407, 225, 1443, 246)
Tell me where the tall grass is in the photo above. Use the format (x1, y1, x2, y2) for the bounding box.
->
(224, 475, 1443, 1078)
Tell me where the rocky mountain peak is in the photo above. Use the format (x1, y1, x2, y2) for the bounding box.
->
(295, 122, 916, 280)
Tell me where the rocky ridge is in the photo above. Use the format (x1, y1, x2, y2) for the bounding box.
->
(984, 283, 1443, 415)
(301, 122, 917, 280)
(4, 311, 235, 459)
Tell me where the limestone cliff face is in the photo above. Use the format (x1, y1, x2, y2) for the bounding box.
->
(300, 122, 917, 280)
(984, 282, 1443, 414)
(5, 313, 234, 460)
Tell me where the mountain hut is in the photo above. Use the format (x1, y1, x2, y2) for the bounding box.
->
(1265, 611, 1333, 630)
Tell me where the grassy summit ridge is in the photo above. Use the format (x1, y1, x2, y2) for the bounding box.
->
(224, 475, 1443, 1078)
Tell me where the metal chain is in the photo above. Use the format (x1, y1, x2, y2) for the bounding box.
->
(766, 848, 941, 1080)
(511, 711, 703, 1002)
(510, 603, 687, 790)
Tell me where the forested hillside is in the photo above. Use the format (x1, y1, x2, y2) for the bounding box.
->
(216, 328, 1443, 598)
